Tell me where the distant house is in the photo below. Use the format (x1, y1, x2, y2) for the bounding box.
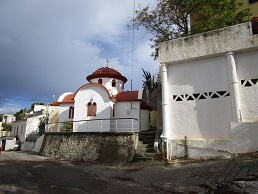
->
(48, 65, 152, 133)
(1, 114, 16, 124)
(158, 21, 258, 159)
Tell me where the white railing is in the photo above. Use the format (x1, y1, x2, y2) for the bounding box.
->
(0, 131, 13, 137)
(46, 118, 138, 133)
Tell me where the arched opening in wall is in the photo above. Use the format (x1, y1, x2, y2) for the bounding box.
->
(87, 102, 92, 116)
(87, 102, 97, 117)
(69, 106, 74, 119)
(112, 79, 116, 87)
(113, 104, 115, 117)
(92, 102, 97, 116)
(98, 79, 102, 84)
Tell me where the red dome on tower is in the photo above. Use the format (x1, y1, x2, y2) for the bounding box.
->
(86, 67, 127, 83)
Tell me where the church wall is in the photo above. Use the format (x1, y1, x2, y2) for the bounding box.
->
(73, 85, 112, 132)
(58, 103, 73, 131)
(115, 101, 140, 132)
(91, 77, 124, 95)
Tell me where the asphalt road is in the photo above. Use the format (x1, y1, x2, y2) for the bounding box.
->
(0, 151, 156, 194)
(2, 151, 258, 194)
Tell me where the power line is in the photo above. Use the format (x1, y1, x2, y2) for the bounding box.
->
(0, 96, 47, 103)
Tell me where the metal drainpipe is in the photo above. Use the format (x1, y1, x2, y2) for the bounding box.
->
(160, 63, 172, 159)
(226, 51, 241, 122)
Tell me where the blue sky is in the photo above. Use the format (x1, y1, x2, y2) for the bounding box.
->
(0, 0, 158, 114)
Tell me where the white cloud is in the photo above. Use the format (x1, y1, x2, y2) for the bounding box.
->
(0, 0, 155, 109)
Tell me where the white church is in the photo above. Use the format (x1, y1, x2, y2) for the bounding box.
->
(49, 64, 152, 133)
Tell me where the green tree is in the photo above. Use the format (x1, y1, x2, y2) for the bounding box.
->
(2, 123, 12, 131)
(132, 0, 251, 58)
(14, 108, 29, 120)
(191, 0, 251, 34)
(38, 116, 49, 136)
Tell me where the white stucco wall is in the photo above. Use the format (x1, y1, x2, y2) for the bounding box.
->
(158, 22, 258, 157)
(140, 109, 150, 131)
(74, 85, 113, 132)
(33, 104, 47, 112)
(58, 103, 73, 130)
(159, 22, 258, 64)
(114, 101, 140, 132)
(235, 50, 258, 122)
(90, 78, 124, 96)
(12, 120, 27, 143)
(167, 55, 232, 140)
(4, 138, 17, 151)
(26, 115, 42, 139)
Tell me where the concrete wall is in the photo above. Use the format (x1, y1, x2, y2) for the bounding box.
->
(40, 132, 138, 164)
(235, 49, 258, 122)
(159, 23, 258, 64)
(167, 55, 232, 140)
(159, 22, 258, 158)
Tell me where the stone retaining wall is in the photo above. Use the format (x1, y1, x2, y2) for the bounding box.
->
(40, 132, 138, 164)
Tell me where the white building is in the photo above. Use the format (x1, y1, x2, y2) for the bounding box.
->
(158, 21, 258, 159)
(1, 114, 16, 124)
(49, 65, 152, 133)
(12, 104, 47, 151)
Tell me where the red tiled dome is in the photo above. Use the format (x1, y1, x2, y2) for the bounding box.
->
(86, 67, 127, 83)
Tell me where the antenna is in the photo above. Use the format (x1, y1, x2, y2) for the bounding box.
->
(131, 0, 136, 109)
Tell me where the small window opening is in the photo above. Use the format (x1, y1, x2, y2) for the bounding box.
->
(98, 79, 102, 84)
(87, 102, 97, 116)
(69, 106, 74, 119)
(112, 79, 116, 87)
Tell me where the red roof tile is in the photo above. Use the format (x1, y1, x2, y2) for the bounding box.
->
(62, 94, 74, 103)
(50, 94, 74, 105)
(50, 100, 59, 106)
(115, 91, 139, 101)
(86, 67, 127, 83)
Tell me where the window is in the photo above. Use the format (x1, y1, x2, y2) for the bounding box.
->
(249, 0, 258, 4)
(112, 79, 116, 87)
(87, 102, 97, 116)
(113, 104, 115, 117)
(69, 106, 74, 119)
(98, 79, 102, 84)
(92, 102, 97, 116)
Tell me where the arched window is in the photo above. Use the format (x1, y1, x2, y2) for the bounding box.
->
(69, 106, 74, 119)
(112, 79, 116, 87)
(112, 104, 115, 117)
(98, 79, 102, 84)
(92, 102, 97, 116)
(87, 102, 97, 116)
(87, 102, 92, 116)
